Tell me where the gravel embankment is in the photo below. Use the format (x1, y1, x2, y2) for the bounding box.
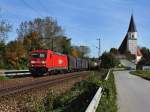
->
(0, 72, 90, 112)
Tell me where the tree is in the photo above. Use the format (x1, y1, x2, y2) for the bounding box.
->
(0, 19, 12, 68)
(71, 47, 81, 57)
(79, 46, 90, 57)
(140, 47, 150, 59)
(136, 47, 150, 70)
(101, 52, 119, 68)
(23, 32, 43, 52)
(0, 42, 5, 68)
(5, 40, 26, 69)
(53, 36, 71, 54)
(71, 45, 90, 58)
(17, 17, 65, 50)
(0, 20, 11, 42)
(110, 48, 118, 54)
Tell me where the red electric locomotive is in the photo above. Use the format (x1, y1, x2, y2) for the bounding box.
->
(28, 50, 68, 75)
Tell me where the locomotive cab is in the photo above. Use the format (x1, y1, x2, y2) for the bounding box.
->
(29, 50, 48, 75)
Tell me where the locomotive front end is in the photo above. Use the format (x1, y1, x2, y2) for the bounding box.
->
(29, 50, 48, 75)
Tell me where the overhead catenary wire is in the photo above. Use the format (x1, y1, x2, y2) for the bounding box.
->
(97, 38, 101, 58)
(38, 0, 50, 15)
(21, 0, 44, 17)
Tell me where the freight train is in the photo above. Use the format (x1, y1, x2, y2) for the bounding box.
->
(28, 50, 99, 76)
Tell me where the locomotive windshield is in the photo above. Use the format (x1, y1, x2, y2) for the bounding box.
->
(31, 52, 47, 58)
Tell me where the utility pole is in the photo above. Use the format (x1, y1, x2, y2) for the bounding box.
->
(51, 37, 54, 51)
(97, 38, 101, 58)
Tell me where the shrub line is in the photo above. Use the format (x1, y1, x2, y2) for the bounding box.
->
(85, 69, 110, 112)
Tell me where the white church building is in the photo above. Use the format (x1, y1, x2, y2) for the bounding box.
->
(118, 14, 142, 63)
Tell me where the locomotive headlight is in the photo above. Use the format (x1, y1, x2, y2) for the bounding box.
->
(41, 61, 46, 64)
(94, 62, 98, 66)
(31, 61, 36, 64)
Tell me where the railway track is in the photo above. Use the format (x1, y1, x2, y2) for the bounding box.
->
(0, 71, 89, 97)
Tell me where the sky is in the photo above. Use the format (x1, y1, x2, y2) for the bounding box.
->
(0, 0, 150, 57)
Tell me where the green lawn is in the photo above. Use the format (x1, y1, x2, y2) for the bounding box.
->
(130, 70, 150, 80)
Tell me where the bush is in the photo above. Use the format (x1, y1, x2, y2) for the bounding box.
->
(101, 52, 120, 69)
(53, 80, 99, 112)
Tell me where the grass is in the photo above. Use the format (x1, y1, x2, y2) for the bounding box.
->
(0, 76, 9, 80)
(130, 70, 150, 80)
(96, 71, 117, 112)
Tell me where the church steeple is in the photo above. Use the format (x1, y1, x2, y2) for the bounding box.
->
(119, 14, 138, 55)
(128, 14, 137, 32)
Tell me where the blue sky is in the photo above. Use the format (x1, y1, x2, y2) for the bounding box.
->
(0, 0, 150, 57)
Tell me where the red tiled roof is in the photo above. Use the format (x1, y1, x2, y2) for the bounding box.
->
(136, 49, 142, 56)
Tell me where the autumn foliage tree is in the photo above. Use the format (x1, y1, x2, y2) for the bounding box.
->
(0, 19, 12, 68)
(17, 17, 66, 50)
(4, 40, 26, 69)
(71, 46, 90, 58)
(23, 32, 43, 52)
(53, 36, 71, 54)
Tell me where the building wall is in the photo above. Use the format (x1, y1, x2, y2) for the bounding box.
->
(136, 56, 142, 64)
(127, 32, 137, 55)
(143, 66, 150, 70)
(127, 39, 137, 55)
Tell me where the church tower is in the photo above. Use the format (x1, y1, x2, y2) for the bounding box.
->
(127, 14, 137, 55)
(118, 14, 137, 56)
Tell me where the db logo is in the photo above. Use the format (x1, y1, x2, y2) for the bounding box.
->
(58, 59, 63, 64)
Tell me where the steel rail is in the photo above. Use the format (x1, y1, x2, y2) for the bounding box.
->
(0, 71, 89, 97)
